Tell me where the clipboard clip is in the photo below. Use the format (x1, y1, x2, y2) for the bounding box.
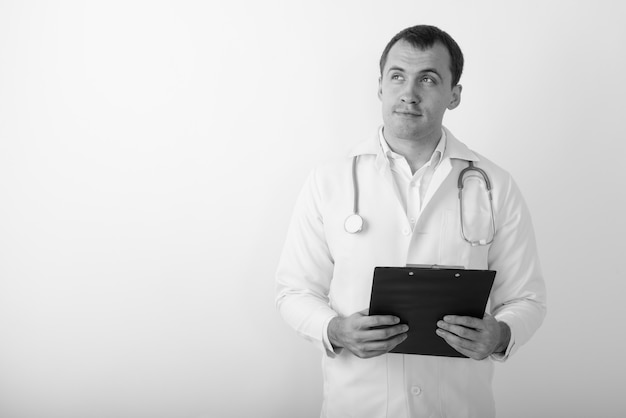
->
(406, 264, 466, 270)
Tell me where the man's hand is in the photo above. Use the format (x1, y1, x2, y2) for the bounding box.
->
(435, 313, 511, 360)
(328, 311, 409, 359)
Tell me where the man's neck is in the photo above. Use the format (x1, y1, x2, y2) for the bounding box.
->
(384, 128, 441, 174)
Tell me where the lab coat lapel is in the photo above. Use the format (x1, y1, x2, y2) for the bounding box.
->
(350, 131, 408, 221)
(422, 157, 453, 211)
(420, 128, 480, 217)
(378, 158, 407, 219)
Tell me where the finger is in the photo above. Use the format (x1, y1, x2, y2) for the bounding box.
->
(436, 329, 489, 360)
(436, 328, 478, 352)
(443, 315, 484, 330)
(362, 332, 408, 353)
(364, 324, 409, 342)
(445, 342, 478, 360)
(361, 315, 401, 328)
(437, 321, 480, 341)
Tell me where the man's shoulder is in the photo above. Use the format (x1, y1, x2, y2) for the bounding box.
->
(470, 150, 511, 179)
(311, 131, 379, 177)
(309, 155, 355, 180)
(446, 129, 512, 182)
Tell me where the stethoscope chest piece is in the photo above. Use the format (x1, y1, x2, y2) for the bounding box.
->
(344, 214, 364, 234)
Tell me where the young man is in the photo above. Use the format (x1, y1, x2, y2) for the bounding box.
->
(276, 25, 546, 417)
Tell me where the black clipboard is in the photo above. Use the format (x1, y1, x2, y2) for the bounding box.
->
(368, 266, 496, 358)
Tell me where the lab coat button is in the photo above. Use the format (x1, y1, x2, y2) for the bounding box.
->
(411, 386, 422, 396)
(402, 228, 410, 236)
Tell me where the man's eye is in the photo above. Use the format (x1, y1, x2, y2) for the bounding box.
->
(391, 74, 404, 81)
(422, 76, 435, 84)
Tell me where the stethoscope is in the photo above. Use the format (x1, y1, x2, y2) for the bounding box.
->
(343, 155, 497, 246)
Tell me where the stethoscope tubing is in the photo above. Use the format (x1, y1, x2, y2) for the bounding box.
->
(344, 156, 496, 246)
(457, 161, 496, 246)
(344, 155, 364, 234)
(351, 155, 360, 215)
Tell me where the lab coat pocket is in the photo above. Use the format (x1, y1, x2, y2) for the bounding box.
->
(439, 210, 489, 269)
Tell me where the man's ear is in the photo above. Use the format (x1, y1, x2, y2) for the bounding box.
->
(377, 76, 383, 100)
(448, 84, 462, 110)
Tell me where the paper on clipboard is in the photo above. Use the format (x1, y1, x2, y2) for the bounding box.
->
(368, 266, 496, 358)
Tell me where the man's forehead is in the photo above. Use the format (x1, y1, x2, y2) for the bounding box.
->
(384, 40, 451, 73)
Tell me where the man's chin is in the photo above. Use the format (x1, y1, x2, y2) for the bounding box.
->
(386, 124, 431, 141)
(386, 114, 445, 137)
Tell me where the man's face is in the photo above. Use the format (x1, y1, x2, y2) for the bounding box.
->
(378, 40, 461, 142)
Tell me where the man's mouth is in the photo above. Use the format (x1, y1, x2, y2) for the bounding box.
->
(395, 110, 422, 116)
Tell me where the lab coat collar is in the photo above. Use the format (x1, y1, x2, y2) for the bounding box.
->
(378, 126, 447, 171)
(348, 126, 480, 171)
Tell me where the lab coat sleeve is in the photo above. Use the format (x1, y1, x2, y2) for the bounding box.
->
(275, 169, 339, 357)
(488, 174, 547, 361)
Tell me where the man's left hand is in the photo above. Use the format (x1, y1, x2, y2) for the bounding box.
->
(436, 313, 510, 360)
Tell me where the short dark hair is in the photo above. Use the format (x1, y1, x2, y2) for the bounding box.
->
(379, 25, 464, 87)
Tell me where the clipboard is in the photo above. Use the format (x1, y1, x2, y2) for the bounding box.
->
(368, 266, 496, 358)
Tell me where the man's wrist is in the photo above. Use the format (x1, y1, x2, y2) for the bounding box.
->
(495, 321, 511, 354)
(328, 316, 343, 349)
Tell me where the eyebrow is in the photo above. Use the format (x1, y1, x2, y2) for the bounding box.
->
(419, 68, 443, 80)
(386, 66, 406, 74)
(386, 66, 444, 80)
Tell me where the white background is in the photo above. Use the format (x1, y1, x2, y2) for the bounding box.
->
(1, 1, 625, 417)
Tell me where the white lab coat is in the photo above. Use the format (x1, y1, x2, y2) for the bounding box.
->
(276, 127, 546, 418)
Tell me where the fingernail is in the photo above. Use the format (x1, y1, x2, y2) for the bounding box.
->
(436, 329, 444, 336)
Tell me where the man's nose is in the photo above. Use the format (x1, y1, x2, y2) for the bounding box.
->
(400, 83, 420, 104)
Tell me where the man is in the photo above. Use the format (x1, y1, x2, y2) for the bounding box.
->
(276, 25, 546, 417)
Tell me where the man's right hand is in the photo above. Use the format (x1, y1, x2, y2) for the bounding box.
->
(328, 311, 409, 359)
